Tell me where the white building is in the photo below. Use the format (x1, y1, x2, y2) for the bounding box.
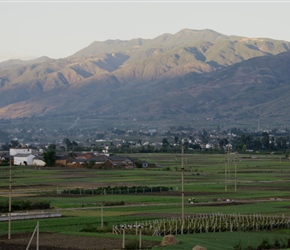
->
(14, 153, 35, 165)
(33, 157, 46, 166)
(10, 148, 32, 156)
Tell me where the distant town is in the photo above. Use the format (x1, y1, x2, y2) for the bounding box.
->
(1, 124, 290, 168)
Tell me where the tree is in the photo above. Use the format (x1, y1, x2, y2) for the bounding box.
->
(72, 140, 78, 149)
(253, 138, 262, 151)
(162, 138, 170, 152)
(200, 129, 209, 143)
(276, 137, 287, 150)
(47, 144, 56, 151)
(183, 139, 190, 149)
(1, 143, 9, 151)
(43, 145, 56, 166)
(174, 136, 179, 144)
(219, 138, 228, 149)
(9, 139, 20, 148)
(63, 138, 72, 151)
(261, 132, 270, 150)
(162, 138, 170, 147)
(236, 134, 254, 150)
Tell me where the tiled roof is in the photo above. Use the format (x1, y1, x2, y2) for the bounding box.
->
(14, 153, 34, 157)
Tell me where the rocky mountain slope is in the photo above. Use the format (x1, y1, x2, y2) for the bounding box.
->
(0, 29, 289, 125)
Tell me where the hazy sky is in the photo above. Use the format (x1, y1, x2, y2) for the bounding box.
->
(1, 1, 290, 60)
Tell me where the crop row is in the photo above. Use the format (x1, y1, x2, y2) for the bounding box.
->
(114, 213, 290, 236)
(59, 185, 173, 195)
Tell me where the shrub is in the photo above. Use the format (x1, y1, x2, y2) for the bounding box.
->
(233, 241, 242, 250)
(80, 225, 111, 233)
(0, 200, 50, 212)
(274, 238, 281, 248)
(257, 238, 271, 250)
(125, 240, 139, 250)
(103, 201, 125, 206)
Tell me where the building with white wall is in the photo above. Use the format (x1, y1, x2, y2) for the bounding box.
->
(13, 153, 35, 165)
(10, 148, 32, 156)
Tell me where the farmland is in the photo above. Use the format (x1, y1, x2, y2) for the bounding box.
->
(1, 153, 290, 249)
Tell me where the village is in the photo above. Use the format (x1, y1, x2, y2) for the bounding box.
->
(0, 147, 144, 169)
(1, 125, 290, 168)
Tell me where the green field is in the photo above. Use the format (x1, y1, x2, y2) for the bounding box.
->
(1, 153, 290, 249)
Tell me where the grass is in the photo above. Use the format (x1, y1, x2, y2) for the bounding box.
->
(153, 230, 290, 250)
(1, 153, 290, 249)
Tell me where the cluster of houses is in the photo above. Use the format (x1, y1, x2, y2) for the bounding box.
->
(0, 148, 139, 169)
(55, 152, 137, 169)
(0, 148, 46, 166)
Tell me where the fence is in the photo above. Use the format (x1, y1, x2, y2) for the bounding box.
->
(113, 213, 290, 236)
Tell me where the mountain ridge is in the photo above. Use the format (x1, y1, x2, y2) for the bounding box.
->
(0, 29, 290, 128)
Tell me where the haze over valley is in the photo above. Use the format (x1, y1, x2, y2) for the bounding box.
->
(0, 29, 290, 145)
(0, 29, 290, 131)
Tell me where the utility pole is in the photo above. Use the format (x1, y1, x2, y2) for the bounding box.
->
(101, 204, 104, 228)
(224, 156, 227, 192)
(234, 156, 237, 192)
(122, 228, 125, 250)
(181, 144, 184, 234)
(8, 155, 12, 239)
(225, 144, 230, 192)
(139, 227, 142, 250)
(227, 144, 230, 183)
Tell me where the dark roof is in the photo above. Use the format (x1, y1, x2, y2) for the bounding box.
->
(14, 153, 34, 157)
(55, 155, 69, 160)
(88, 156, 108, 163)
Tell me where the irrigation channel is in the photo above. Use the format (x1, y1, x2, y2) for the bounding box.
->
(113, 213, 290, 236)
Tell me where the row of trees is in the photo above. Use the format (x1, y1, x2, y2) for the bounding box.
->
(231, 132, 289, 152)
(159, 132, 290, 153)
(42, 132, 290, 160)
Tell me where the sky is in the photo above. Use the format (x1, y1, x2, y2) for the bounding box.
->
(1, 1, 290, 61)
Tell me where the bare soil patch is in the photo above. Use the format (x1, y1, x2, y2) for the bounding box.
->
(0, 232, 158, 250)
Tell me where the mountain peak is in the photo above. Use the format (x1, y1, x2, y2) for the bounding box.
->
(174, 28, 227, 40)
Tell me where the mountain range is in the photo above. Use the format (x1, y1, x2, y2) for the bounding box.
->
(1, 29, 290, 128)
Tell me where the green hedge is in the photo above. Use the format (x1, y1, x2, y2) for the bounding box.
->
(61, 185, 173, 195)
(0, 200, 51, 212)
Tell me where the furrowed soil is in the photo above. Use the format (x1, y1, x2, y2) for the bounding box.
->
(0, 233, 158, 250)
